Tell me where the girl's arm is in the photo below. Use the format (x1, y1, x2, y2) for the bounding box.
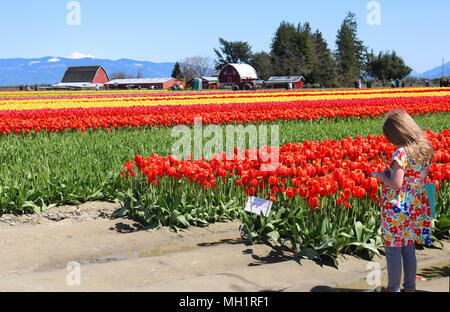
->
(424, 151, 434, 179)
(376, 161, 405, 191)
(425, 166, 430, 179)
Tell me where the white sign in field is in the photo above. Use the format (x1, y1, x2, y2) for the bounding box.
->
(244, 196, 273, 217)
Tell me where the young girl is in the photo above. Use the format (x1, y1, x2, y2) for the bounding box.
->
(375, 109, 434, 292)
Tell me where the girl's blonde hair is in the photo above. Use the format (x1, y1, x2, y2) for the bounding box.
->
(382, 109, 433, 168)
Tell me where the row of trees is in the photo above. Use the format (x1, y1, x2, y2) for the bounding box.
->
(172, 12, 412, 88)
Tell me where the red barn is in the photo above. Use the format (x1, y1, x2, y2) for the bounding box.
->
(54, 66, 110, 89)
(61, 66, 110, 84)
(218, 63, 258, 90)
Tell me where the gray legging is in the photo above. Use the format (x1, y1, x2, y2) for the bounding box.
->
(384, 244, 417, 292)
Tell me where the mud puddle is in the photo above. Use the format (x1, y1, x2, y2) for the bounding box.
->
(79, 236, 242, 266)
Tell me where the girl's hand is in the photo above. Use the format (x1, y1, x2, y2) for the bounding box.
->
(382, 161, 405, 191)
(375, 172, 387, 183)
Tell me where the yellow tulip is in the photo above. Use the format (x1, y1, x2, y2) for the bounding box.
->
(1, 88, 449, 111)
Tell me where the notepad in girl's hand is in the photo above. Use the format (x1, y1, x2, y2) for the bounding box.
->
(245, 196, 273, 217)
(425, 183, 436, 218)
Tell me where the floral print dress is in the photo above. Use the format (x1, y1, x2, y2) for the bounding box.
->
(380, 148, 432, 247)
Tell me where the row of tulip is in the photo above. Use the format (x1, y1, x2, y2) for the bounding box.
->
(2, 88, 450, 111)
(0, 87, 446, 99)
(124, 129, 449, 209)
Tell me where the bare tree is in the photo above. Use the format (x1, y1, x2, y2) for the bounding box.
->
(111, 71, 134, 79)
(180, 56, 214, 81)
(136, 65, 144, 78)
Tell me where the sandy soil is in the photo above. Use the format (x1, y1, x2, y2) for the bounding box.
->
(0, 201, 448, 292)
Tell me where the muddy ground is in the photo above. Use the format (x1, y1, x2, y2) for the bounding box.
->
(0, 201, 448, 292)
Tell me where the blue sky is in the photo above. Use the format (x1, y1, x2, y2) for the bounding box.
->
(1, 0, 449, 72)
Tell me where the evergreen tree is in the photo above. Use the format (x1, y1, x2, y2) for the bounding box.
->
(310, 30, 337, 87)
(366, 50, 412, 82)
(335, 12, 366, 87)
(250, 52, 273, 80)
(214, 38, 253, 70)
(296, 22, 315, 79)
(270, 22, 315, 77)
(171, 62, 183, 80)
(270, 21, 298, 76)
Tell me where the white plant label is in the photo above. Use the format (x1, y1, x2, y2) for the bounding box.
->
(244, 196, 272, 217)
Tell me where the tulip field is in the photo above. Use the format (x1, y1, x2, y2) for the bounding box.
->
(1, 87, 449, 262)
(1, 87, 450, 133)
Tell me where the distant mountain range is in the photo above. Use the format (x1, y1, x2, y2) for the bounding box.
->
(0, 56, 449, 86)
(409, 62, 450, 79)
(0, 56, 175, 86)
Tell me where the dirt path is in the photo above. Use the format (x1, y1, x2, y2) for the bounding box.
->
(1, 202, 448, 292)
